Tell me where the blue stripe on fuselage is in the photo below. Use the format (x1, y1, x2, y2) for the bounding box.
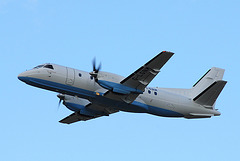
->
(18, 76, 183, 117)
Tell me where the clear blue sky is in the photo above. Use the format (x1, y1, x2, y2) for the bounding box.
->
(1, 0, 239, 161)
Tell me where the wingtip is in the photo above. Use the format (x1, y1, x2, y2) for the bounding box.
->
(162, 51, 174, 55)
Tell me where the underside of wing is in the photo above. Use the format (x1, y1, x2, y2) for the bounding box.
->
(59, 112, 98, 124)
(59, 94, 119, 124)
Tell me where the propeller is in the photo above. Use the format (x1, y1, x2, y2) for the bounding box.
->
(90, 57, 101, 81)
(57, 94, 65, 110)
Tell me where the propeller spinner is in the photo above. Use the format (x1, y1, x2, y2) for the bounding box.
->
(89, 57, 101, 81)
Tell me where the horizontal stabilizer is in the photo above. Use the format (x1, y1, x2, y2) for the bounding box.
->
(193, 80, 227, 106)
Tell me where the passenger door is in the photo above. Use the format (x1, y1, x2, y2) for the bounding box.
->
(66, 67, 75, 85)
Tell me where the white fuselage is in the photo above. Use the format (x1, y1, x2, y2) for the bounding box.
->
(18, 63, 221, 118)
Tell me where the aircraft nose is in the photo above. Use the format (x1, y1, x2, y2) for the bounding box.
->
(18, 71, 31, 82)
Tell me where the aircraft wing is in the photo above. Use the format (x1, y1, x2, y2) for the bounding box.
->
(104, 51, 174, 103)
(59, 102, 119, 124)
(59, 112, 98, 124)
(120, 51, 174, 91)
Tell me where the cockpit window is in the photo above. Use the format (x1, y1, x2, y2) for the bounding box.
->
(33, 64, 54, 70)
(33, 65, 44, 69)
(44, 64, 54, 69)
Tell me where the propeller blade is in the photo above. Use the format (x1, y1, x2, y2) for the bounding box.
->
(96, 62, 101, 73)
(58, 99, 62, 107)
(92, 57, 96, 72)
(57, 94, 65, 111)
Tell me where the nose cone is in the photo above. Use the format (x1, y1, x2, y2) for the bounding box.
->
(18, 71, 31, 83)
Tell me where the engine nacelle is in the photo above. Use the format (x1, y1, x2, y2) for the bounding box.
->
(58, 94, 97, 117)
(95, 71, 143, 95)
(97, 80, 143, 95)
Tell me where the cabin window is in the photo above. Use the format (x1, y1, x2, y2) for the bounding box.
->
(154, 92, 157, 95)
(79, 73, 82, 77)
(148, 90, 151, 94)
(90, 76, 93, 80)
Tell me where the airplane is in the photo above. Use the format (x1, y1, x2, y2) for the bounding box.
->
(18, 51, 227, 124)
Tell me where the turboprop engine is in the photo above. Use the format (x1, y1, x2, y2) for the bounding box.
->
(57, 94, 98, 117)
(89, 58, 143, 95)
